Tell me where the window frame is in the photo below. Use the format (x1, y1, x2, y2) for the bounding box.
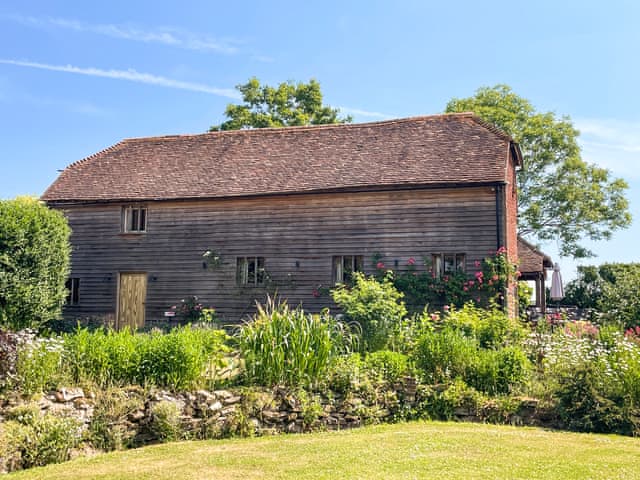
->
(432, 253, 465, 278)
(122, 205, 147, 233)
(236, 256, 266, 286)
(65, 277, 80, 306)
(332, 255, 364, 284)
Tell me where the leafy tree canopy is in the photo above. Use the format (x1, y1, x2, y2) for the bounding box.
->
(563, 263, 640, 328)
(446, 85, 631, 258)
(0, 197, 71, 330)
(210, 77, 352, 131)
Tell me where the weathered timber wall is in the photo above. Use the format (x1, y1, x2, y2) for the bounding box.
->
(59, 187, 498, 324)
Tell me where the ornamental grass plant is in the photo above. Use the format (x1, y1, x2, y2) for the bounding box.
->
(239, 297, 350, 387)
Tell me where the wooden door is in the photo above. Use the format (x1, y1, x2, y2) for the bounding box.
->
(117, 273, 147, 330)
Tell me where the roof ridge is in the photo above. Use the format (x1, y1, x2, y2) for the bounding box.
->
(119, 112, 479, 143)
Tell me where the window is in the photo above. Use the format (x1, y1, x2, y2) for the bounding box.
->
(432, 253, 465, 278)
(333, 255, 363, 284)
(237, 257, 266, 286)
(65, 278, 80, 305)
(122, 206, 147, 233)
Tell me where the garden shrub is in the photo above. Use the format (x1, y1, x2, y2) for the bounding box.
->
(239, 297, 347, 387)
(364, 350, 409, 385)
(327, 353, 365, 394)
(0, 197, 71, 331)
(415, 379, 485, 421)
(444, 303, 523, 348)
(331, 272, 407, 352)
(0, 409, 80, 470)
(413, 326, 478, 384)
(563, 263, 640, 328)
(470, 346, 530, 395)
(554, 362, 638, 435)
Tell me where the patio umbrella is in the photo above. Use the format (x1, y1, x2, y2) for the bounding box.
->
(550, 263, 564, 302)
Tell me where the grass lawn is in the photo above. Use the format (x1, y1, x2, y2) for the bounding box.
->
(10, 421, 640, 479)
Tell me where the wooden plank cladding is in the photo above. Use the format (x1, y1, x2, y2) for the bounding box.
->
(60, 186, 499, 324)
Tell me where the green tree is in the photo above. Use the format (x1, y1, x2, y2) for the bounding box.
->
(564, 263, 640, 328)
(210, 77, 352, 131)
(0, 197, 71, 330)
(445, 85, 631, 258)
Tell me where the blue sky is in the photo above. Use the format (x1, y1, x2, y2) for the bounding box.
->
(1, 0, 638, 280)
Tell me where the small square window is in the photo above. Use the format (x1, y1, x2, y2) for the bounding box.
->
(237, 257, 266, 286)
(122, 206, 147, 233)
(432, 253, 465, 278)
(332, 255, 363, 284)
(65, 278, 80, 305)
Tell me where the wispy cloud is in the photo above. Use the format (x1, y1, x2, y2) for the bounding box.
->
(338, 106, 394, 119)
(575, 117, 640, 179)
(0, 13, 240, 54)
(0, 59, 241, 99)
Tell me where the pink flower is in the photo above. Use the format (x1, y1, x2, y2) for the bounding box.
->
(475, 271, 483, 279)
(443, 305, 450, 312)
(492, 275, 499, 281)
(443, 275, 449, 282)
(312, 289, 320, 298)
(497, 246, 507, 254)
(515, 271, 522, 278)
(170, 305, 177, 310)
(468, 280, 475, 287)
(407, 257, 416, 265)
(463, 286, 468, 291)
(474, 260, 481, 268)
(430, 313, 439, 321)
(376, 261, 385, 269)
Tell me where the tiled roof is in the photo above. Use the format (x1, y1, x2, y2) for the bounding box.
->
(42, 113, 519, 202)
(518, 237, 553, 274)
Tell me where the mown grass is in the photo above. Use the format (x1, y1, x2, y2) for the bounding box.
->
(9, 421, 640, 480)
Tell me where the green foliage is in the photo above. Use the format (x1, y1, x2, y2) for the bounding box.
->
(327, 353, 365, 394)
(413, 327, 478, 384)
(554, 363, 638, 435)
(563, 263, 640, 328)
(15, 335, 67, 396)
(364, 350, 409, 385)
(388, 250, 518, 313)
(446, 85, 631, 259)
(149, 401, 183, 442)
(444, 303, 523, 348)
(534, 328, 640, 435)
(63, 325, 230, 390)
(1, 409, 80, 470)
(471, 347, 531, 396)
(238, 298, 347, 387)
(0, 197, 71, 330)
(331, 272, 407, 352)
(517, 281, 534, 319)
(210, 77, 352, 131)
(412, 305, 530, 394)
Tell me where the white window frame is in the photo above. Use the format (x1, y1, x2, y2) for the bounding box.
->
(122, 206, 147, 233)
(432, 253, 465, 278)
(236, 257, 266, 286)
(332, 255, 363, 284)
